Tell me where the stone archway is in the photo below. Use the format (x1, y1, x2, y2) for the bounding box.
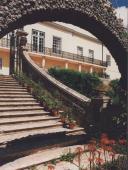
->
(0, 0, 127, 88)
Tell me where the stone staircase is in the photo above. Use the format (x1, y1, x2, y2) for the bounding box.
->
(0, 75, 86, 165)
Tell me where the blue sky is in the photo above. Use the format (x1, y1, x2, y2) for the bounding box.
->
(111, 0, 127, 7)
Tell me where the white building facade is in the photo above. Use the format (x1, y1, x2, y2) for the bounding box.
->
(0, 21, 121, 79)
(24, 22, 121, 80)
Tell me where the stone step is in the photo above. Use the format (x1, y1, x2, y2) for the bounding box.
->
(0, 94, 33, 98)
(0, 127, 66, 145)
(0, 88, 27, 91)
(0, 110, 49, 118)
(0, 115, 60, 125)
(0, 106, 44, 112)
(0, 85, 24, 89)
(0, 91, 28, 94)
(0, 80, 18, 83)
(0, 120, 62, 133)
(66, 127, 86, 136)
(0, 82, 19, 85)
(0, 77, 13, 81)
(0, 102, 39, 107)
(0, 98, 36, 102)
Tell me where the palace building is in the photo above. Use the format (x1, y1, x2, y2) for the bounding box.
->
(0, 22, 121, 79)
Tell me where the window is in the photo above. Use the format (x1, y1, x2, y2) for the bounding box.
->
(53, 36, 62, 54)
(32, 29, 45, 53)
(89, 49, 94, 59)
(77, 46, 83, 56)
(0, 58, 2, 70)
(106, 55, 111, 66)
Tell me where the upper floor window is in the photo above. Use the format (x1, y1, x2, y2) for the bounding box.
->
(89, 49, 94, 59)
(77, 46, 83, 56)
(106, 55, 111, 66)
(53, 36, 62, 54)
(32, 29, 45, 53)
(0, 58, 2, 70)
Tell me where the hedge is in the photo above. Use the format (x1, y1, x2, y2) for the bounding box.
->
(48, 68, 101, 97)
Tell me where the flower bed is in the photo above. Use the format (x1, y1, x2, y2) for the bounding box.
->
(28, 133, 127, 170)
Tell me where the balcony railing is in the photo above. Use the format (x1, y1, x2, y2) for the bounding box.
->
(0, 38, 10, 48)
(0, 38, 108, 67)
(27, 44, 108, 67)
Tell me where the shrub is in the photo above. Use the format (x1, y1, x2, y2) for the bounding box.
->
(106, 79, 127, 137)
(48, 68, 101, 97)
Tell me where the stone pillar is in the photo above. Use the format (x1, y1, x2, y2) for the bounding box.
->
(42, 58, 46, 68)
(90, 67, 93, 73)
(65, 62, 68, 69)
(17, 30, 28, 74)
(78, 65, 82, 72)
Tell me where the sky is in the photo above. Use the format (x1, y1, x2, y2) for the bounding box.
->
(111, 0, 127, 7)
(110, 0, 128, 28)
(115, 7, 128, 28)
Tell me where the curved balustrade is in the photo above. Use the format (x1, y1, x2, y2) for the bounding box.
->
(21, 50, 91, 109)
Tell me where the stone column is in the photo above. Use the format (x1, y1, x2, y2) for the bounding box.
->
(17, 30, 28, 74)
(42, 58, 46, 68)
(78, 65, 82, 72)
(65, 62, 68, 69)
(90, 67, 93, 73)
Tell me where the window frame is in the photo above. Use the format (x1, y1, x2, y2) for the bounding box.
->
(106, 55, 111, 66)
(88, 49, 94, 59)
(31, 29, 45, 53)
(77, 46, 83, 57)
(52, 36, 62, 54)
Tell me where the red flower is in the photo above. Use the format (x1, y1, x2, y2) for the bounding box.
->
(88, 144, 96, 152)
(109, 139, 116, 145)
(119, 139, 126, 145)
(105, 146, 113, 152)
(88, 157, 94, 162)
(95, 157, 104, 165)
(100, 137, 110, 145)
(75, 146, 84, 154)
(48, 165, 55, 170)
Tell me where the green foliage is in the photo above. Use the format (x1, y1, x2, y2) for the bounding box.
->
(13, 72, 63, 112)
(106, 79, 127, 136)
(48, 68, 101, 97)
(60, 152, 75, 162)
(49, 159, 57, 165)
(107, 79, 120, 105)
(100, 156, 127, 170)
(113, 143, 127, 155)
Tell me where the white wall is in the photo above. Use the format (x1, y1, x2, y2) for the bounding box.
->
(24, 22, 121, 80)
(24, 23, 107, 61)
(0, 67, 9, 75)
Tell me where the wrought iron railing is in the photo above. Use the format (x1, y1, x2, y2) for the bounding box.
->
(0, 38, 108, 67)
(0, 38, 10, 48)
(27, 43, 108, 67)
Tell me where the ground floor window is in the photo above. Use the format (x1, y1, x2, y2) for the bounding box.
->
(0, 58, 2, 70)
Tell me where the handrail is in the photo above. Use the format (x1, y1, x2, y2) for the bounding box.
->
(22, 50, 91, 106)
